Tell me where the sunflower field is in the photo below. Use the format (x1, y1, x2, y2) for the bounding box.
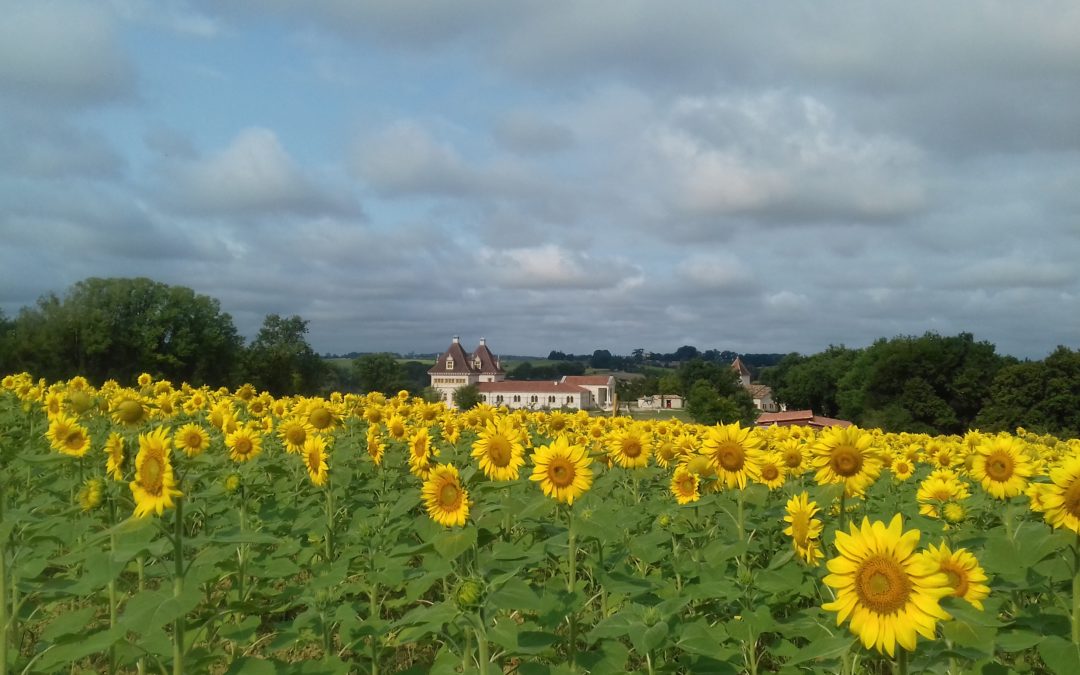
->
(2, 373, 1080, 674)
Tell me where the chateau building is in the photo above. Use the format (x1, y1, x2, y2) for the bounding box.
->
(428, 337, 613, 411)
(731, 357, 781, 413)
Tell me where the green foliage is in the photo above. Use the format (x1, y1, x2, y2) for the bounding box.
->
(679, 360, 758, 425)
(762, 346, 856, 418)
(453, 383, 483, 410)
(352, 353, 408, 395)
(3, 277, 243, 386)
(976, 346, 1080, 437)
(243, 314, 328, 396)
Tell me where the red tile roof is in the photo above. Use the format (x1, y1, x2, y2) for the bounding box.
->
(428, 339, 474, 375)
(471, 342, 504, 374)
(731, 357, 752, 377)
(478, 381, 588, 394)
(561, 375, 614, 386)
(755, 410, 852, 428)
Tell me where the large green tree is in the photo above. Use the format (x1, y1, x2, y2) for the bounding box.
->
(761, 346, 857, 418)
(678, 358, 757, 425)
(834, 333, 1004, 434)
(4, 277, 243, 385)
(975, 347, 1080, 437)
(352, 353, 408, 395)
(243, 314, 327, 396)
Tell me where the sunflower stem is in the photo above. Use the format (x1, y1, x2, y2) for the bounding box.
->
(566, 506, 577, 671)
(475, 624, 489, 675)
(107, 500, 118, 675)
(324, 477, 335, 562)
(838, 492, 847, 533)
(173, 497, 185, 675)
(369, 584, 380, 675)
(1072, 534, 1080, 644)
(896, 647, 908, 675)
(137, 554, 146, 675)
(236, 484, 246, 613)
(0, 487, 8, 675)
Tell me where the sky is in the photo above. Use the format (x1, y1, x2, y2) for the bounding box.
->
(1, 1, 1079, 360)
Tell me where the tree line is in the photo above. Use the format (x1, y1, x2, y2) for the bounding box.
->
(0, 278, 426, 399)
(759, 333, 1080, 438)
(3, 279, 1076, 436)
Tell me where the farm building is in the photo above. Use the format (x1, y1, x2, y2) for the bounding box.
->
(428, 337, 612, 411)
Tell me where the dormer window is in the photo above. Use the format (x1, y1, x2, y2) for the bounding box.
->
(473, 357, 482, 370)
(446, 357, 454, 370)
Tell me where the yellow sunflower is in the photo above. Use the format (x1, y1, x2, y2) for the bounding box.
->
(811, 426, 883, 497)
(700, 422, 764, 489)
(303, 435, 330, 486)
(111, 392, 149, 426)
(421, 463, 470, 527)
(1039, 455, 1080, 534)
(78, 478, 105, 511)
(278, 416, 314, 454)
(757, 452, 787, 490)
(471, 417, 526, 481)
(890, 455, 916, 481)
(408, 427, 434, 479)
(386, 414, 408, 440)
(784, 492, 824, 567)
(306, 401, 340, 430)
(822, 514, 952, 656)
(104, 432, 125, 480)
(970, 434, 1032, 500)
(366, 424, 386, 465)
(669, 465, 700, 504)
(916, 474, 970, 519)
(46, 413, 91, 458)
(175, 423, 211, 458)
(922, 542, 990, 611)
(225, 426, 263, 463)
(530, 435, 593, 505)
(777, 438, 807, 474)
(607, 427, 652, 470)
(130, 429, 182, 517)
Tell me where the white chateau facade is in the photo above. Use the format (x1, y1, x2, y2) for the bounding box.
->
(428, 337, 614, 411)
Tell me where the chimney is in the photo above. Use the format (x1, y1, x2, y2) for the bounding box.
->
(479, 337, 486, 346)
(452, 335, 460, 344)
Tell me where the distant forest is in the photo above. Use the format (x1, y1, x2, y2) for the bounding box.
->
(2, 277, 1078, 437)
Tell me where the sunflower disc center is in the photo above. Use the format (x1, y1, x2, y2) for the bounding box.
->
(986, 452, 1014, 481)
(831, 446, 863, 476)
(440, 483, 460, 506)
(1062, 479, 1080, 518)
(855, 556, 911, 615)
(717, 443, 745, 471)
(487, 437, 513, 467)
(549, 459, 575, 487)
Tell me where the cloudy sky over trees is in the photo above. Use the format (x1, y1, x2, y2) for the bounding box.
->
(1, 1, 1078, 358)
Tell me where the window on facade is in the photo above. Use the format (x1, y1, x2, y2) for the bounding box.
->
(446, 357, 454, 370)
(513, 395, 521, 402)
(496, 395, 504, 403)
(566, 396, 573, 404)
(530, 395, 538, 403)
(548, 396, 556, 403)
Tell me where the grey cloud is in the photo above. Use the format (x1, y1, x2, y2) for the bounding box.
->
(0, 114, 125, 180)
(157, 127, 361, 217)
(493, 111, 576, 155)
(645, 92, 926, 227)
(0, 1, 136, 107)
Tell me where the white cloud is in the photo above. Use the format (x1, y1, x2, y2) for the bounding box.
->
(473, 244, 639, 291)
(162, 127, 358, 216)
(648, 92, 926, 224)
(677, 253, 754, 290)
